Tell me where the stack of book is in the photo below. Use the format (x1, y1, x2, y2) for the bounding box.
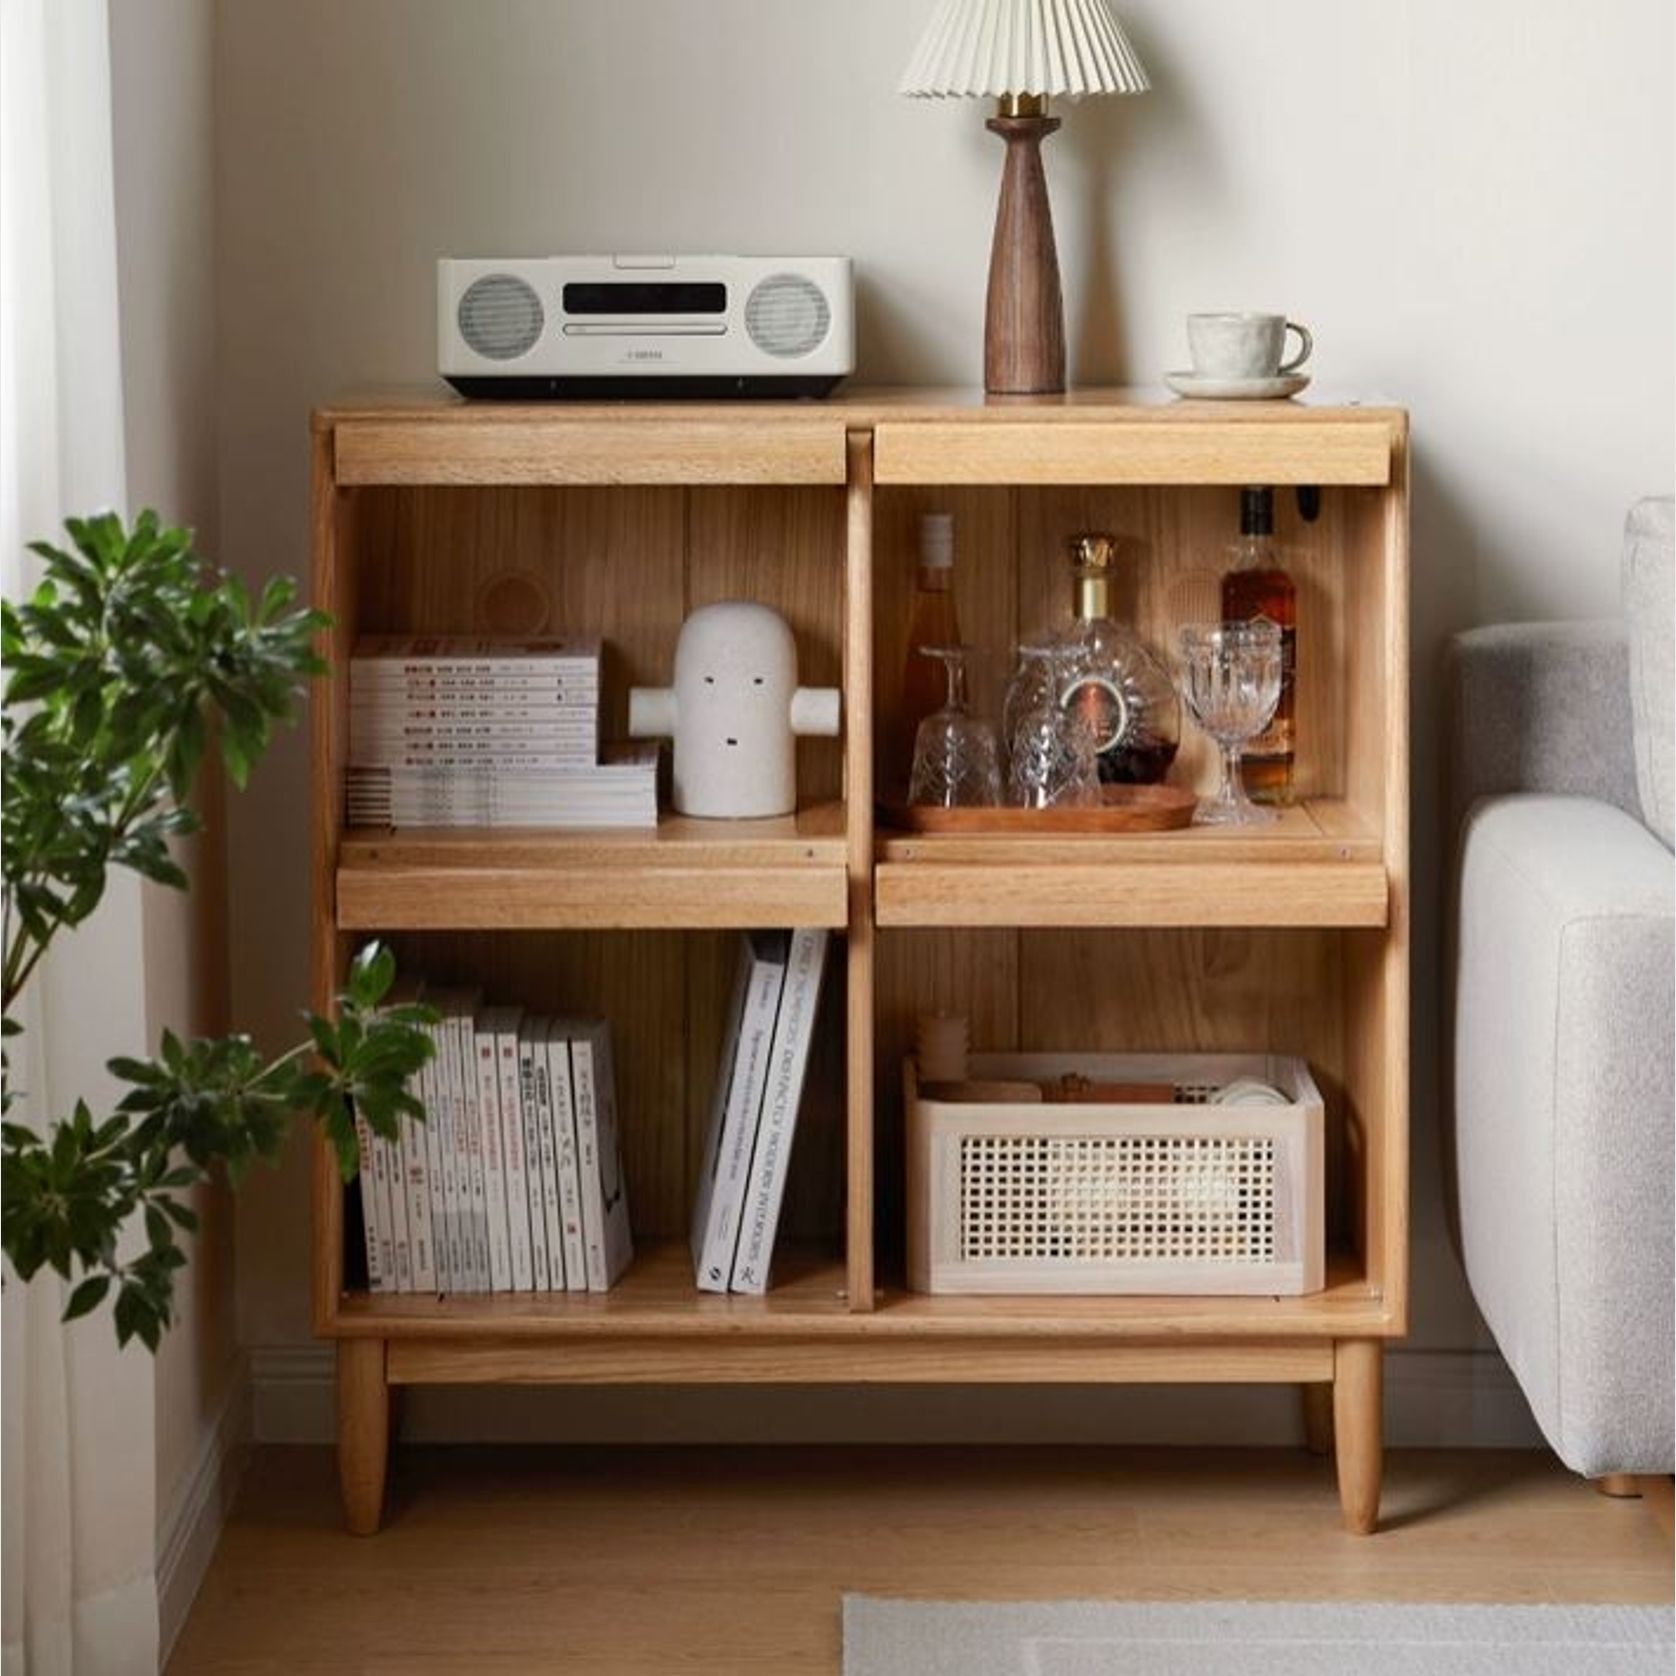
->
(346, 634, 658, 829)
(690, 929, 830, 1295)
(356, 988, 633, 1294)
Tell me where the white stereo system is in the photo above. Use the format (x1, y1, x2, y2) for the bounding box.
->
(438, 255, 854, 398)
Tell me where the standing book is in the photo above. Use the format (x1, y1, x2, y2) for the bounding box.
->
(517, 1023, 555, 1291)
(443, 991, 487, 1290)
(491, 1008, 534, 1291)
(729, 929, 829, 1295)
(400, 1018, 439, 1294)
(543, 1028, 587, 1292)
(473, 1008, 516, 1291)
(690, 933, 789, 1292)
(564, 1020, 633, 1291)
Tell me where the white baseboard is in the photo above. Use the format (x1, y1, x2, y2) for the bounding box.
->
(157, 1352, 252, 1664)
(251, 1344, 1542, 1450)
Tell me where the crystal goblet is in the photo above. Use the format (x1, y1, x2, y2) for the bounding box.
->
(1178, 621, 1284, 826)
(1003, 644, 1100, 809)
(908, 645, 1001, 808)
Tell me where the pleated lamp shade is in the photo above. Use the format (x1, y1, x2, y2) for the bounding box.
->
(900, 0, 1150, 100)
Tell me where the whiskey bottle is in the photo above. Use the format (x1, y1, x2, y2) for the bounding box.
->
(896, 513, 962, 799)
(1221, 487, 1295, 804)
(1057, 532, 1179, 785)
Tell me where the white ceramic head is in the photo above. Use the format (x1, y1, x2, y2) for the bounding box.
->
(629, 600, 840, 819)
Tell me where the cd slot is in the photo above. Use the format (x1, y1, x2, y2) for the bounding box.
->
(560, 322, 729, 337)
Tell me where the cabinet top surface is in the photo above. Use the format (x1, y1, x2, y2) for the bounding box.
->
(313, 384, 1407, 430)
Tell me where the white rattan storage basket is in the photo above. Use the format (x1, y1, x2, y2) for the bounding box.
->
(906, 1052, 1325, 1296)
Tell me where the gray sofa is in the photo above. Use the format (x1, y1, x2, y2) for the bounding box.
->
(1446, 496, 1674, 1479)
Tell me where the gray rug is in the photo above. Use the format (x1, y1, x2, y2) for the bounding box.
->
(843, 1599, 1674, 1675)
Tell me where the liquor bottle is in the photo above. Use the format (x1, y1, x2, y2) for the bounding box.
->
(896, 512, 961, 797)
(1057, 532, 1179, 784)
(1221, 487, 1295, 804)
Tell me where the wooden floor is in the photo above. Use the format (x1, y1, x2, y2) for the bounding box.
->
(170, 1445, 1673, 1674)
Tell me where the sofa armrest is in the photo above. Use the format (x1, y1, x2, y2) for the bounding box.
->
(1445, 621, 1639, 843)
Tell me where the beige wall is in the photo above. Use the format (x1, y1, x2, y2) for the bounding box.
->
(214, 0, 1673, 1435)
(108, 0, 240, 1534)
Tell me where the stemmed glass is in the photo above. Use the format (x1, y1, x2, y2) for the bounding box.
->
(1003, 644, 1099, 809)
(1178, 621, 1284, 826)
(908, 645, 1001, 808)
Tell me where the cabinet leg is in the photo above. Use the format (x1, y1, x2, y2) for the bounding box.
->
(337, 1338, 390, 1536)
(1332, 1339, 1383, 1535)
(1301, 1382, 1335, 1456)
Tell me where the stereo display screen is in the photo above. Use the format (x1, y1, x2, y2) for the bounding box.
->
(562, 282, 727, 315)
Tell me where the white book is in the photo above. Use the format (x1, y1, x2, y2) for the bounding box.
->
(354, 1109, 389, 1292)
(691, 933, 789, 1292)
(492, 1010, 533, 1291)
(473, 1009, 515, 1291)
(524, 1022, 564, 1290)
(418, 1016, 450, 1293)
(730, 929, 829, 1295)
(430, 993, 480, 1292)
(352, 632, 603, 668)
(421, 1001, 455, 1291)
(400, 1024, 439, 1294)
(446, 994, 489, 1290)
(350, 698, 598, 721)
(564, 1020, 633, 1291)
(516, 1025, 550, 1290)
(382, 1130, 412, 1291)
(543, 1030, 587, 1292)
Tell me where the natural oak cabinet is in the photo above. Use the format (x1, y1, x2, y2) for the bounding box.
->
(311, 388, 1408, 1539)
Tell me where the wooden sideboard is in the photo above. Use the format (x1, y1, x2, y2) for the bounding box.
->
(310, 387, 1409, 1535)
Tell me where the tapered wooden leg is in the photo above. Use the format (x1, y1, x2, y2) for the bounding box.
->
(1333, 1339, 1383, 1534)
(1301, 1382, 1335, 1456)
(337, 1338, 390, 1536)
(1595, 1473, 1642, 1498)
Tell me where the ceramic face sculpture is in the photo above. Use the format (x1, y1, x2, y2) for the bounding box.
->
(628, 601, 841, 818)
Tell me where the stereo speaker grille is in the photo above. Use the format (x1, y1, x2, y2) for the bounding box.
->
(457, 273, 544, 361)
(743, 273, 831, 359)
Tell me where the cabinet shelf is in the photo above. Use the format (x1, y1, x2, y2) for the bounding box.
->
(874, 800, 1388, 929)
(335, 1243, 1381, 1340)
(335, 803, 849, 930)
(332, 1245, 1387, 1393)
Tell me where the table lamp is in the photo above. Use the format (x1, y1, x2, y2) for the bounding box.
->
(900, 0, 1150, 396)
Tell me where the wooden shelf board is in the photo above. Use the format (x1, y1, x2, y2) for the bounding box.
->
(316, 385, 1406, 428)
(331, 1243, 1390, 1343)
(336, 803, 848, 930)
(875, 803, 1388, 929)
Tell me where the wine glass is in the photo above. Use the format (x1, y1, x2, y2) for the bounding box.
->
(1003, 644, 1099, 809)
(1178, 621, 1284, 826)
(908, 645, 1001, 808)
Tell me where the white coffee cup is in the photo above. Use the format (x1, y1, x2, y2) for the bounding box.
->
(1187, 313, 1312, 381)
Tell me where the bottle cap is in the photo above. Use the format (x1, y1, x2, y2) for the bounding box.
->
(919, 513, 954, 569)
(1067, 531, 1119, 573)
(1240, 487, 1274, 538)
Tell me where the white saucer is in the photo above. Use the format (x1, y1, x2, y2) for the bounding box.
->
(1164, 370, 1311, 401)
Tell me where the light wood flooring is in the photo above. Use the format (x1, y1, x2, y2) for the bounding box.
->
(169, 1445, 1673, 1674)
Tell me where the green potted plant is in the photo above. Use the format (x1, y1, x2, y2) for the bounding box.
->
(2, 511, 431, 1349)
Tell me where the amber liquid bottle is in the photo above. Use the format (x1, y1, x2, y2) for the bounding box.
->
(1221, 486, 1296, 804)
(895, 513, 961, 801)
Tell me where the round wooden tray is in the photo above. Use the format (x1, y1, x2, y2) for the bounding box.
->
(881, 784, 1197, 834)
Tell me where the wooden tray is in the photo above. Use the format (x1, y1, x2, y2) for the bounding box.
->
(881, 784, 1196, 834)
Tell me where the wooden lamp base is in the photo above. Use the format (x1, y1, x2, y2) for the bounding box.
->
(984, 111, 1066, 396)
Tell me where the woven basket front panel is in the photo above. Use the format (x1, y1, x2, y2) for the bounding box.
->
(958, 1132, 1279, 1264)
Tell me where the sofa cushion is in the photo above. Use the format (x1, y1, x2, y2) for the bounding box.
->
(1454, 792, 1674, 1474)
(1623, 496, 1674, 847)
